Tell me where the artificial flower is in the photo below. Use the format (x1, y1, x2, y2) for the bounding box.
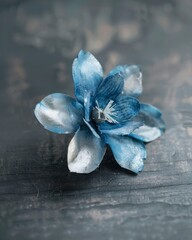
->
(34, 50, 165, 174)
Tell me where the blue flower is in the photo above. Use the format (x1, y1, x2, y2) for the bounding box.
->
(34, 50, 165, 174)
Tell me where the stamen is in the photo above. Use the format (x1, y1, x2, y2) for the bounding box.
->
(93, 100, 119, 124)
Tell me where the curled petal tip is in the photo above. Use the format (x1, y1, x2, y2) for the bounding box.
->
(78, 49, 87, 56)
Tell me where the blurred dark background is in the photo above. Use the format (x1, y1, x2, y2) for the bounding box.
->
(0, 0, 192, 239)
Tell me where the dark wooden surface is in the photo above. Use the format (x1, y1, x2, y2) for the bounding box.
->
(1, 0, 192, 239)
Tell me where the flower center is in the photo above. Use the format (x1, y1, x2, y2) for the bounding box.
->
(91, 100, 119, 124)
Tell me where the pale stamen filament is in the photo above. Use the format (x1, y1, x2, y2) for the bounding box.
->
(95, 100, 119, 124)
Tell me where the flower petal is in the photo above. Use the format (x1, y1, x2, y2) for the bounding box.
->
(94, 73, 124, 109)
(98, 120, 143, 135)
(34, 93, 84, 134)
(68, 126, 106, 173)
(105, 135, 146, 173)
(130, 103, 165, 142)
(108, 65, 142, 97)
(110, 95, 140, 124)
(93, 94, 140, 126)
(72, 50, 103, 119)
(83, 119, 100, 138)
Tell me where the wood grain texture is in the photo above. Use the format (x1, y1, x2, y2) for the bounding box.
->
(0, 0, 192, 239)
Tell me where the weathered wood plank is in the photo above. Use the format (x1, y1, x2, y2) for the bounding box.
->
(1, 0, 192, 239)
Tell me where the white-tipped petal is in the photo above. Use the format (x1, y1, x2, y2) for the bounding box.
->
(105, 135, 146, 173)
(130, 103, 165, 142)
(108, 65, 142, 97)
(68, 127, 106, 173)
(34, 93, 84, 134)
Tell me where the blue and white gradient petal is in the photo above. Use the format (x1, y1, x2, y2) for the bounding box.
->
(34, 93, 84, 134)
(98, 120, 143, 135)
(130, 103, 165, 142)
(72, 50, 103, 120)
(108, 65, 142, 97)
(105, 135, 146, 173)
(68, 126, 106, 173)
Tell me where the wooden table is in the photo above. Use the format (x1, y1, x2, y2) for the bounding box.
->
(1, 0, 192, 239)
